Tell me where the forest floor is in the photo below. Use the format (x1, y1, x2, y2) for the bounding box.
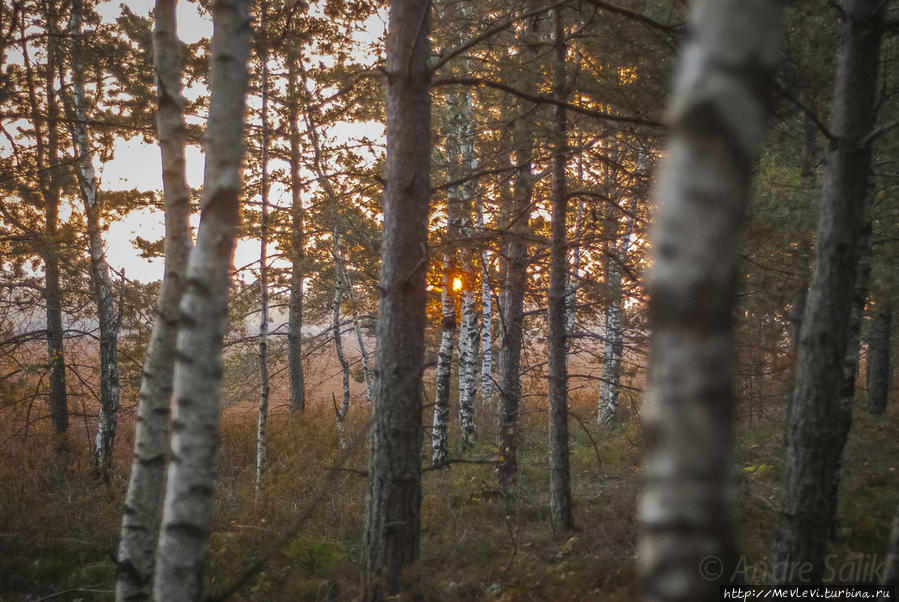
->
(0, 392, 897, 601)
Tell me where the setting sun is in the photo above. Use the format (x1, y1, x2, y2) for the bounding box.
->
(452, 277, 463, 292)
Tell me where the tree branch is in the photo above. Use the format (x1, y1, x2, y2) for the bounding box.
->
(432, 76, 662, 128)
(580, 0, 685, 34)
(430, 0, 570, 75)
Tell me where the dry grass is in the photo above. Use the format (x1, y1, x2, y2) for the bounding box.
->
(0, 369, 897, 600)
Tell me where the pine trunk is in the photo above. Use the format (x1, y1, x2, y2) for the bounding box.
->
(153, 1, 251, 598)
(773, 0, 883, 582)
(28, 5, 68, 436)
(866, 300, 892, 415)
(361, 0, 430, 595)
(287, 51, 306, 414)
(547, 6, 573, 533)
(830, 213, 873, 537)
(638, 1, 781, 599)
(496, 125, 532, 493)
(255, 33, 270, 498)
(116, 0, 191, 596)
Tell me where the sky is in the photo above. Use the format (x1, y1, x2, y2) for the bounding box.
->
(87, 1, 386, 284)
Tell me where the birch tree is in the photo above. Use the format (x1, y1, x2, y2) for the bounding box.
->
(431, 245, 456, 466)
(116, 0, 191, 597)
(297, 51, 357, 442)
(361, 0, 430, 594)
(66, 0, 120, 474)
(457, 86, 479, 453)
(431, 90, 462, 466)
(597, 199, 636, 424)
(153, 0, 251, 598)
(638, 1, 781, 599)
(772, 0, 884, 582)
(477, 193, 493, 406)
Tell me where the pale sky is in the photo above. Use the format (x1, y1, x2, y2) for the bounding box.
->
(88, 1, 386, 284)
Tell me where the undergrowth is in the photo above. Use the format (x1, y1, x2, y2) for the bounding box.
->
(0, 391, 896, 601)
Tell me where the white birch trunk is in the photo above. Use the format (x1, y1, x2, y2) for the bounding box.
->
(68, 0, 121, 476)
(565, 195, 585, 345)
(638, 1, 781, 599)
(477, 196, 493, 406)
(343, 271, 374, 402)
(431, 85, 462, 466)
(297, 55, 356, 438)
(332, 228, 352, 450)
(116, 0, 191, 597)
(597, 201, 635, 424)
(153, 1, 251, 598)
(564, 131, 585, 344)
(255, 27, 270, 498)
(431, 254, 455, 467)
(457, 86, 479, 451)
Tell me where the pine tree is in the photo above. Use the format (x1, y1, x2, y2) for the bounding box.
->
(361, 0, 431, 596)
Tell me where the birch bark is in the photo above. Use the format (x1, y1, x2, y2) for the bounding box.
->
(343, 271, 374, 402)
(432, 252, 456, 467)
(638, 1, 781, 599)
(67, 0, 120, 473)
(432, 87, 462, 465)
(597, 201, 636, 424)
(332, 227, 352, 449)
(116, 0, 191, 597)
(477, 195, 493, 406)
(457, 86, 479, 451)
(297, 54, 355, 441)
(153, 1, 251, 598)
